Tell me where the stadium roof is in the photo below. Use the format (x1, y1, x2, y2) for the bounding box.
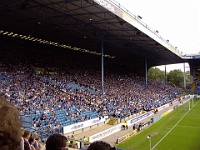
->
(0, 0, 185, 74)
(183, 55, 200, 72)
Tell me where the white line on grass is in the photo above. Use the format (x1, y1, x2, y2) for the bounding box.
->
(176, 125, 200, 129)
(152, 100, 200, 150)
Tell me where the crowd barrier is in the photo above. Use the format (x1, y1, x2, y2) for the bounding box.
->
(127, 111, 153, 126)
(63, 116, 108, 134)
(161, 110, 170, 117)
(174, 104, 179, 109)
(117, 130, 137, 144)
(117, 121, 151, 144)
(153, 115, 161, 123)
(157, 103, 169, 111)
(195, 95, 200, 98)
(89, 124, 122, 142)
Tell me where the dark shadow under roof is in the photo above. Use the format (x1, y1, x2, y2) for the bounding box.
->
(0, 0, 185, 74)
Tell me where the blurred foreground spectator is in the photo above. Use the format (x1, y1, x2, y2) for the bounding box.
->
(87, 141, 116, 150)
(46, 133, 68, 150)
(0, 97, 22, 150)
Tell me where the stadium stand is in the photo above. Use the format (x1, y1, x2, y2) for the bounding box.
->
(0, 47, 181, 143)
(0, 0, 198, 149)
(194, 80, 200, 94)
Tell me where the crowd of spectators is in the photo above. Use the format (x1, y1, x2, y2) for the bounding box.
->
(0, 47, 180, 141)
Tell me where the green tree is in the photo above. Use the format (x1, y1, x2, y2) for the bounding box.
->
(167, 69, 184, 86)
(148, 67, 165, 81)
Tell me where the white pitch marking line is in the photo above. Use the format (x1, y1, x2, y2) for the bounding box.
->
(176, 125, 200, 129)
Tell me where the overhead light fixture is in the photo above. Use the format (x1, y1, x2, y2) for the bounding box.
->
(25, 37, 29, 40)
(12, 34, 18, 37)
(8, 32, 13, 36)
(3, 32, 8, 35)
(137, 15, 142, 19)
(0, 29, 115, 59)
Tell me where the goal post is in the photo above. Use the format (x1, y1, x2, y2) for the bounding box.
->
(189, 99, 190, 110)
(191, 95, 195, 108)
(181, 95, 194, 111)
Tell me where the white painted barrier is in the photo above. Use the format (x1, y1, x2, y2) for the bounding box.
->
(63, 116, 108, 134)
(127, 111, 153, 126)
(89, 124, 122, 142)
(157, 103, 169, 111)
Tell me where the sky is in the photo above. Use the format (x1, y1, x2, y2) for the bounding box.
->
(115, 0, 200, 71)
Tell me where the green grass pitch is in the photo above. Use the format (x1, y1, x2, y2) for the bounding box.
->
(116, 98, 200, 150)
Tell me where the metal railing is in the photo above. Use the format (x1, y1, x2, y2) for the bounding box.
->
(100, 0, 182, 55)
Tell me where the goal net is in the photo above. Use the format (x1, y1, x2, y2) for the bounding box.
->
(181, 95, 194, 111)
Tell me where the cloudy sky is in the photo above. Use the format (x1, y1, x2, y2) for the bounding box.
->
(115, 0, 199, 71)
(116, 0, 200, 55)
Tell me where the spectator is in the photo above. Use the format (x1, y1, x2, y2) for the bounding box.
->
(83, 136, 90, 146)
(23, 130, 31, 150)
(32, 132, 42, 150)
(87, 141, 116, 150)
(68, 141, 77, 149)
(46, 133, 68, 150)
(20, 126, 25, 150)
(28, 137, 36, 150)
(0, 96, 22, 150)
(132, 124, 136, 130)
(122, 121, 128, 130)
(150, 116, 154, 123)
